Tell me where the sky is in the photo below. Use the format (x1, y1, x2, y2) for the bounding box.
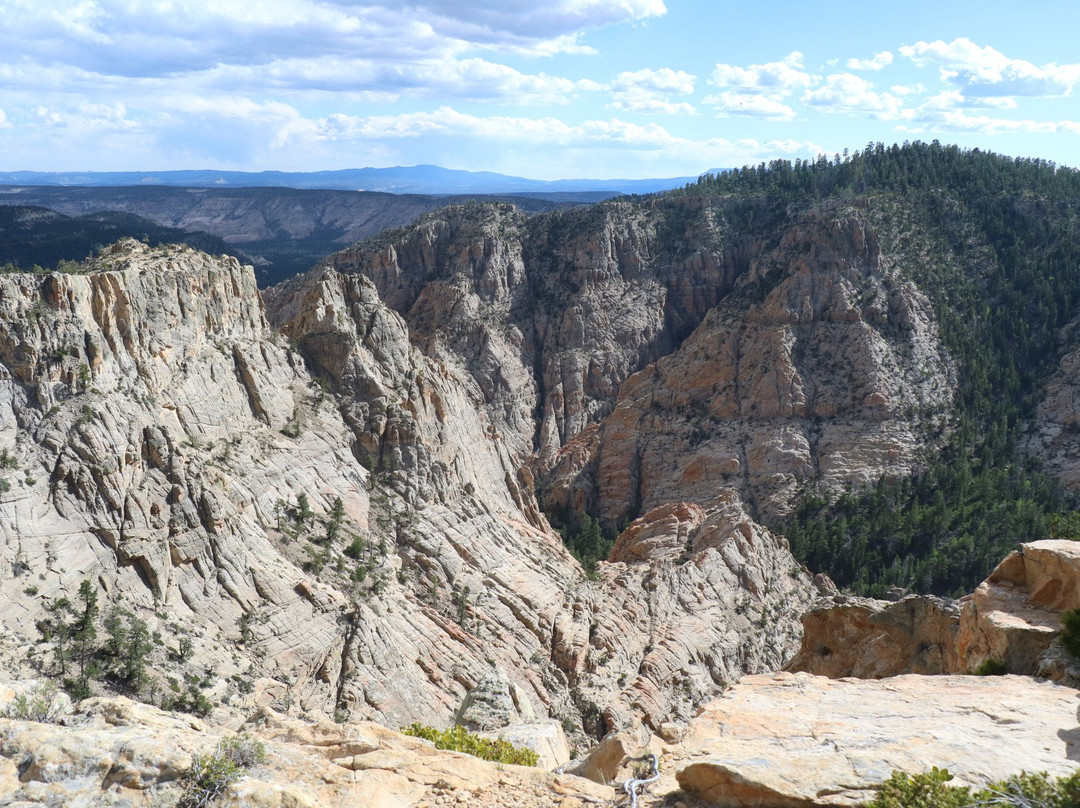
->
(1, 0, 1079, 180)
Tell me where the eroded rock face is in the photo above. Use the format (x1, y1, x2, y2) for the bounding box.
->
(0, 237, 816, 740)
(785, 594, 962, 677)
(672, 672, 1080, 808)
(787, 540, 1080, 680)
(553, 206, 954, 526)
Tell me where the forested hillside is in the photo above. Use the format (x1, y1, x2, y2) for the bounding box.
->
(675, 142, 1080, 596)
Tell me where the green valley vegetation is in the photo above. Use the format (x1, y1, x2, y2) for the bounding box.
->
(671, 142, 1080, 597)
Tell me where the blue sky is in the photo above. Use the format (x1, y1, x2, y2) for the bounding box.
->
(1, 0, 1079, 179)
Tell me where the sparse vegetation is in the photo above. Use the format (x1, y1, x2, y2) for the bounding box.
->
(178, 734, 266, 808)
(1060, 608, 1080, 659)
(867, 767, 1080, 808)
(1, 680, 66, 723)
(401, 723, 538, 766)
(972, 658, 1008, 676)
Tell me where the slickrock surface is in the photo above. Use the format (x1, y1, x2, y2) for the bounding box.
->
(670, 672, 1080, 808)
(0, 237, 816, 737)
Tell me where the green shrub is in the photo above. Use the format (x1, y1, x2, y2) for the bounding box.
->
(1, 681, 66, 723)
(401, 723, 539, 766)
(869, 768, 1080, 808)
(1061, 608, 1080, 660)
(868, 768, 973, 808)
(178, 734, 265, 808)
(972, 658, 1008, 676)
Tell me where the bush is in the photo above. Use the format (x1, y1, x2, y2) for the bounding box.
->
(1, 681, 67, 723)
(868, 768, 973, 808)
(178, 734, 266, 808)
(972, 658, 1008, 676)
(1061, 608, 1080, 659)
(401, 723, 539, 766)
(868, 768, 1080, 808)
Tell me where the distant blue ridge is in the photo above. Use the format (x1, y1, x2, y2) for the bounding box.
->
(0, 165, 714, 196)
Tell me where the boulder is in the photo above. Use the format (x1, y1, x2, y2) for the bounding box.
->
(673, 672, 1080, 807)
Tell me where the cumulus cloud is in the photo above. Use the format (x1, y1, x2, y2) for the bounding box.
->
(898, 108, 1080, 136)
(704, 92, 796, 121)
(706, 52, 812, 119)
(609, 68, 696, 114)
(900, 38, 1080, 98)
(803, 73, 904, 119)
(846, 51, 893, 71)
(710, 52, 813, 94)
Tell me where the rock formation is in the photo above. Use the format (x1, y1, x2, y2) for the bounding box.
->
(671, 672, 1080, 807)
(787, 539, 1080, 680)
(0, 682, 613, 808)
(0, 236, 817, 743)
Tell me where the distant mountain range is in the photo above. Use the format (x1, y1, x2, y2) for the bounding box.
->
(0, 165, 704, 196)
(0, 186, 592, 285)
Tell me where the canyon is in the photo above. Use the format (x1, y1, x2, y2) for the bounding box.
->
(3, 145, 1080, 805)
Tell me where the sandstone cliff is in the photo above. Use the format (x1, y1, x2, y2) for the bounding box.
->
(786, 538, 1080, 681)
(0, 237, 816, 744)
(314, 200, 954, 530)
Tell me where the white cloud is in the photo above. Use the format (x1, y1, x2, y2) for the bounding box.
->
(898, 108, 1079, 136)
(900, 38, 1080, 98)
(920, 90, 1017, 110)
(0, 0, 668, 81)
(706, 52, 811, 119)
(393, 0, 667, 50)
(803, 73, 904, 119)
(610, 68, 696, 114)
(0, 108, 10, 130)
(846, 51, 893, 71)
(890, 83, 925, 96)
(710, 52, 813, 94)
(704, 92, 796, 121)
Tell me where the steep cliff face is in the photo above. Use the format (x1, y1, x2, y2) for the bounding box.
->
(323, 200, 738, 473)
(321, 200, 953, 530)
(551, 206, 954, 526)
(0, 236, 816, 741)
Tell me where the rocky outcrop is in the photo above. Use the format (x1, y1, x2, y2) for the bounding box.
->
(788, 539, 1080, 679)
(0, 687, 613, 807)
(956, 540, 1080, 675)
(785, 594, 962, 677)
(670, 672, 1080, 807)
(565, 494, 819, 732)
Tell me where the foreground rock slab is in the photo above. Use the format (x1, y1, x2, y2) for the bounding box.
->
(672, 672, 1080, 807)
(0, 694, 614, 808)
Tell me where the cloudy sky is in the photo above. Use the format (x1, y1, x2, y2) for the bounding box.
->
(1, 0, 1079, 179)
